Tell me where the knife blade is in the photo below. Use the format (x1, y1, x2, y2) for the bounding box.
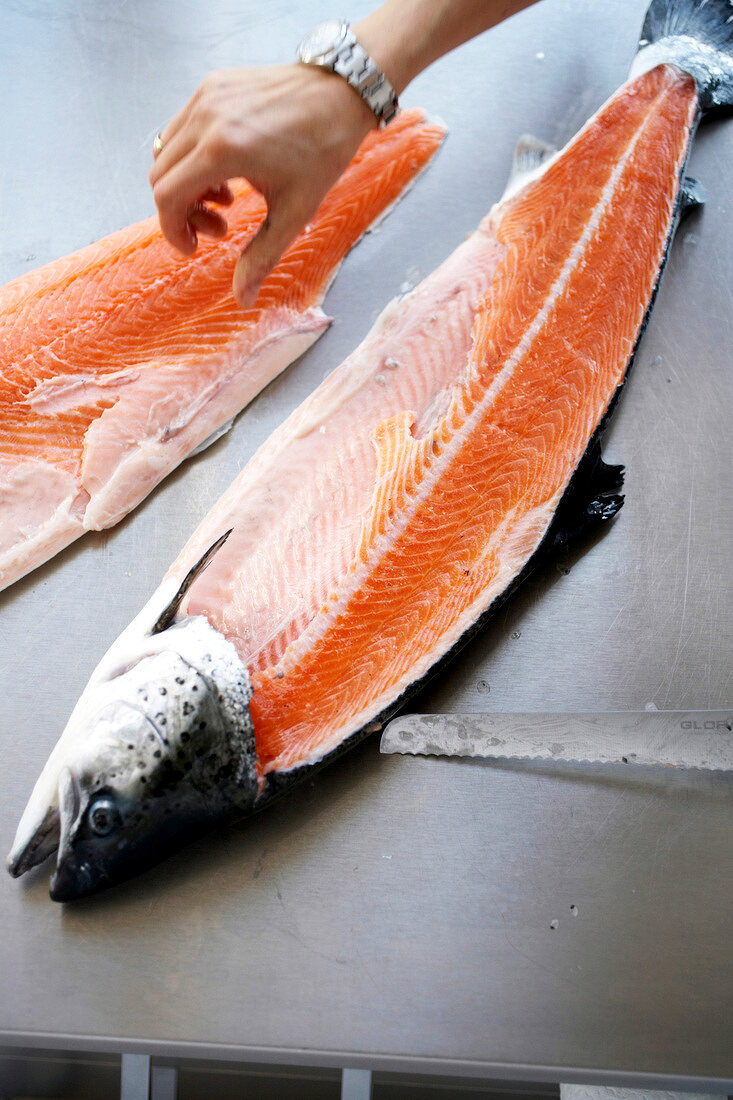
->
(380, 711, 733, 770)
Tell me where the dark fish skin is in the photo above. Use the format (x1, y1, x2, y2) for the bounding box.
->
(49, 799, 231, 903)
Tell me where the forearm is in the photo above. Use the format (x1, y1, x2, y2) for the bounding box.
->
(355, 0, 538, 95)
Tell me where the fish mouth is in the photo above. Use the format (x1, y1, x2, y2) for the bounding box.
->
(6, 767, 81, 890)
(6, 804, 60, 878)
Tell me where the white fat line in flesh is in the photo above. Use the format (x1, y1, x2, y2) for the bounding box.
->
(274, 103, 657, 680)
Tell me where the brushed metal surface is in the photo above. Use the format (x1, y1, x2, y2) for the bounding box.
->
(381, 712, 733, 769)
(0, 0, 731, 1086)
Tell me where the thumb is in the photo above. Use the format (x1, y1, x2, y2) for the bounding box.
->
(233, 191, 313, 308)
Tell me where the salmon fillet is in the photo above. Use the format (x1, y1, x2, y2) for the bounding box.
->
(168, 65, 698, 775)
(0, 109, 445, 592)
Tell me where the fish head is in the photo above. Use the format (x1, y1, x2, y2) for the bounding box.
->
(7, 574, 257, 901)
(49, 644, 255, 901)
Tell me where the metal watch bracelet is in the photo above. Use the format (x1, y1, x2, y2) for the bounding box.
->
(331, 28, 399, 126)
(298, 22, 399, 127)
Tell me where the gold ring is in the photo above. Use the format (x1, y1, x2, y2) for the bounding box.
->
(152, 133, 165, 158)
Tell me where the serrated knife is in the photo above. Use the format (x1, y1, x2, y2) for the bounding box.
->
(380, 711, 733, 770)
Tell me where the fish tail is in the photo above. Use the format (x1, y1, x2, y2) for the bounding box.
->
(631, 0, 733, 109)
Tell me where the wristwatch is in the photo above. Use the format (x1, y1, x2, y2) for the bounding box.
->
(297, 20, 399, 127)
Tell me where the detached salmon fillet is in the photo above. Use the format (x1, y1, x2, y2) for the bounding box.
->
(168, 66, 698, 775)
(0, 109, 445, 592)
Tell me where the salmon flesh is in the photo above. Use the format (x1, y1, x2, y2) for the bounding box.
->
(9, 0, 733, 898)
(0, 109, 445, 592)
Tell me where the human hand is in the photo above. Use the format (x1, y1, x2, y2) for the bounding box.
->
(149, 64, 376, 308)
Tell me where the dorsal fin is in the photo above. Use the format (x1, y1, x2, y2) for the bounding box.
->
(152, 529, 232, 635)
(503, 134, 557, 199)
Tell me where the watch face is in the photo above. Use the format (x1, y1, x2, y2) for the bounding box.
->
(298, 20, 346, 64)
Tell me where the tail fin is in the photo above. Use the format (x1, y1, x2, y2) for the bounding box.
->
(630, 0, 733, 109)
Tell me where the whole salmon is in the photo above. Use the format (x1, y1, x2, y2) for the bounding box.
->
(8, 0, 732, 899)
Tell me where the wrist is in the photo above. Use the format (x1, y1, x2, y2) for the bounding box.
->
(297, 21, 400, 126)
(352, 14, 412, 97)
(353, 1, 437, 96)
(290, 63, 378, 143)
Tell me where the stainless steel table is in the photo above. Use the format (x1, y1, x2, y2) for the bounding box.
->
(1, 0, 731, 1092)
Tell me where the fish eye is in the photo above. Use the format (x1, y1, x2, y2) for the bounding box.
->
(88, 797, 119, 837)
